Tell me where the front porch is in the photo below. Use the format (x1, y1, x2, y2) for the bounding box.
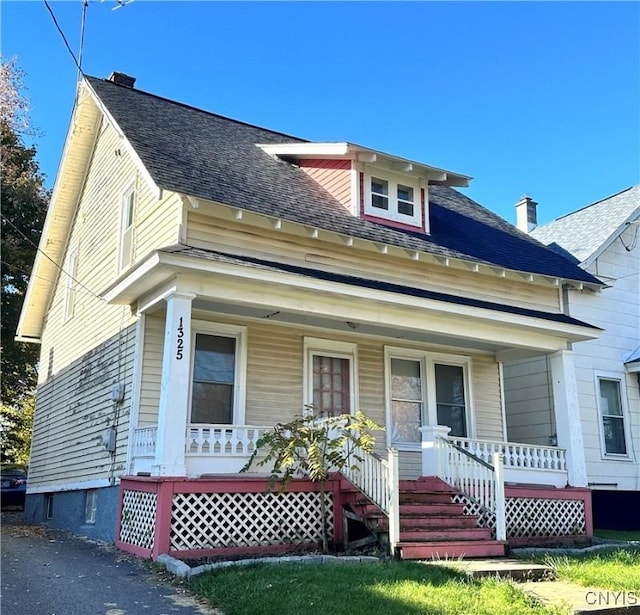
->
(120, 422, 592, 561)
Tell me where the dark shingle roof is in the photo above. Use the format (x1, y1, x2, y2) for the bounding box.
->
(86, 76, 602, 285)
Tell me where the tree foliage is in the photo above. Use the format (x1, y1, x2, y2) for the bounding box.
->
(242, 410, 383, 552)
(0, 398, 34, 465)
(1, 58, 49, 407)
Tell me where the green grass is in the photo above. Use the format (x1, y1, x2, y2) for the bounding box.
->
(189, 561, 564, 615)
(542, 548, 640, 591)
(594, 529, 640, 542)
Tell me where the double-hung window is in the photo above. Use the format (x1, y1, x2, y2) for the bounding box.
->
(304, 338, 357, 417)
(190, 323, 247, 425)
(365, 173, 422, 228)
(119, 185, 135, 271)
(387, 348, 471, 447)
(64, 247, 79, 321)
(596, 374, 631, 457)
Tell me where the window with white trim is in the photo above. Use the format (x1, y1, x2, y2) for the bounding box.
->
(597, 375, 630, 457)
(64, 247, 78, 321)
(365, 172, 422, 228)
(189, 323, 247, 425)
(386, 348, 471, 447)
(304, 338, 357, 417)
(119, 186, 135, 271)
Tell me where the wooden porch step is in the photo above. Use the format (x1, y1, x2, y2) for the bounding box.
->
(399, 491, 454, 504)
(358, 503, 465, 517)
(399, 527, 493, 542)
(373, 514, 479, 530)
(398, 540, 506, 560)
(400, 478, 457, 493)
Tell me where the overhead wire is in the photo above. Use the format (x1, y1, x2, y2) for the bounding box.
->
(1, 214, 107, 303)
(43, 0, 83, 75)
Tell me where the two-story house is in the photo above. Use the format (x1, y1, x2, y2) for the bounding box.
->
(504, 187, 640, 530)
(18, 73, 603, 560)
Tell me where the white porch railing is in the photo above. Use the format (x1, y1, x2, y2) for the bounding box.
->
(423, 426, 506, 541)
(450, 437, 567, 472)
(133, 425, 158, 457)
(341, 445, 400, 554)
(186, 424, 269, 457)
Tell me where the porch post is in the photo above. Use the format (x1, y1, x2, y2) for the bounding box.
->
(550, 350, 588, 487)
(152, 291, 196, 476)
(419, 425, 451, 477)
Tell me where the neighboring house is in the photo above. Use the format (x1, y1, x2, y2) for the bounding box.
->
(504, 188, 640, 530)
(18, 73, 605, 560)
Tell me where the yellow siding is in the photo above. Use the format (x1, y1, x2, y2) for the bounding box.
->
(32, 120, 181, 489)
(141, 313, 504, 464)
(185, 210, 561, 313)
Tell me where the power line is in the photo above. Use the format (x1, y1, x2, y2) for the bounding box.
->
(43, 0, 83, 75)
(1, 214, 106, 303)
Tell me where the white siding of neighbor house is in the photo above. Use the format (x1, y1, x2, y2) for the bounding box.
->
(570, 230, 640, 492)
(140, 311, 504, 479)
(30, 119, 182, 491)
(185, 208, 562, 314)
(503, 224, 640, 491)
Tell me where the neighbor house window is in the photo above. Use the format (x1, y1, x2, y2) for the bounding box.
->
(119, 186, 135, 271)
(364, 173, 422, 228)
(304, 338, 357, 417)
(597, 376, 629, 456)
(189, 323, 246, 425)
(84, 490, 98, 524)
(386, 348, 471, 447)
(64, 247, 78, 321)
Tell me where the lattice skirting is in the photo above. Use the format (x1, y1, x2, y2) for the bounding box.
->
(452, 493, 586, 539)
(170, 491, 334, 551)
(506, 496, 585, 539)
(120, 489, 157, 549)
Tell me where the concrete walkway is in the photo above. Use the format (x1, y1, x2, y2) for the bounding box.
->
(1, 512, 219, 615)
(426, 558, 640, 615)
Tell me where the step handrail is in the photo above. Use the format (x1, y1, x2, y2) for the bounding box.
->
(434, 436, 506, 541)
(340, 443, 400, 556)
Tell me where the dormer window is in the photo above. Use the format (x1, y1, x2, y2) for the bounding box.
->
(365, 172, 423, 229)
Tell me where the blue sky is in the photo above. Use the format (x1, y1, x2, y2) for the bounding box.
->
(2, 1, 639, 225)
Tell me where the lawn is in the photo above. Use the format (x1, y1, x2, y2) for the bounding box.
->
(541, 548, 640, 591)
(594, 529, 640, 542)
(189, 561, 564, 615)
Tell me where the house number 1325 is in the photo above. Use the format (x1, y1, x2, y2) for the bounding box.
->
(176, 317, 184, 360)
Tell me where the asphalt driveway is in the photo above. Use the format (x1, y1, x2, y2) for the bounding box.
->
(1, 512, 219, 615)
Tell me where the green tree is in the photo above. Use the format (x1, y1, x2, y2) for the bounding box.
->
(1, 58, 49, 463)
(242, 410, 383, 553)
(1, 58, 49, 405)
(0, 398, 34, 465)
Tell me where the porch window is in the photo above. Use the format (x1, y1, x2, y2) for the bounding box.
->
(304, 338, 357, 417)
(597, 377, 628, 456)
(386, 348, 471, 447)
(435, 364, 468, 438)
(390, 359, 423, 443)
(191, 334, 236, 424)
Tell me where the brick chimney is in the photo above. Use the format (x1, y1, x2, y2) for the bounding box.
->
(108, 72, 136, 88)
(515, 195, 538, 233)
